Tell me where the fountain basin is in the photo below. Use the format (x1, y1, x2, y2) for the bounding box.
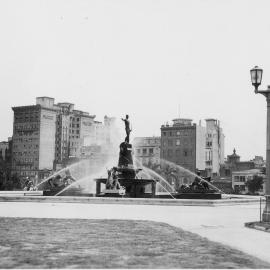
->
(156, 193, 222, 199)
(95, 177, 157, 198)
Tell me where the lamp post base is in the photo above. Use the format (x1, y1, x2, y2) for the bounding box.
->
(262, 211, 270, 222)
(262, 197, 270, 222)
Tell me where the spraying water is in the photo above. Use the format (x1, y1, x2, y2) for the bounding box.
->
(35, 160, 89, 190)
(133, 158, 176, 199)
(158, 158, 228, 196)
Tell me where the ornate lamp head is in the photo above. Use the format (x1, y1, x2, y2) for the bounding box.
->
(250, 66, 263, 91)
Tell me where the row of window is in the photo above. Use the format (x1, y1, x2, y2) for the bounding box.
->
(163, 131, 181, 137)
(14, 131, 39, 136)
(15, 116, 39, 123)
(15, 170, 37, 176)
(137, 139, 160, 146)
(71, 117, 81, 122)
(13, 137, 39, 143)
(162, 130, 192, 137)
(162, 149, 190, 157)
(14, 144, 39, 149)
(13, 151, 39, 156)
(234, 176, 246, 182)
(70, 124, 80, 128)
(14, 157, 36, 162)
(136, 148, 155, 155)
(162, 139, 181, 147)
(14, 164, 38, 170)
(15, 124, 39, 131)
(71, 130, 80, 134)
(234, 175, 253, 182)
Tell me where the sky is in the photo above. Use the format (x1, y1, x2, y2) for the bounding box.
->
(0, 0, 270, 160)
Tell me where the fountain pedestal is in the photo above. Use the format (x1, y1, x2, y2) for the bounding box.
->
(95, 142, 157, 198)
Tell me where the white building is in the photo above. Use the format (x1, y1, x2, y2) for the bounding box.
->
(232, 169, 265, 194)
(0, 141, 9, 160)
(205, 119, 225, 177)
(133, 137, 160, 166)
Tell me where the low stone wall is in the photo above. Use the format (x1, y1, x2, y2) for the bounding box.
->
(0, 194, 261, 206)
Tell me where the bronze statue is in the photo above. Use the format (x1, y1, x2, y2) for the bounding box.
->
(121, 115, 131, 143)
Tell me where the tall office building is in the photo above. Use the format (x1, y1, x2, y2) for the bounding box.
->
(12, 97, 58, 178)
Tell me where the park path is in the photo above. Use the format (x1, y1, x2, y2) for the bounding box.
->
(0, 201, 270, 264)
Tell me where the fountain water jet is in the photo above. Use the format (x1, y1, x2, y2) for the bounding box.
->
(158, 158, 227, 196)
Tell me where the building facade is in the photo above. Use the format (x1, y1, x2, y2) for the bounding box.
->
(0, 138, 12, 190)
(133, 137, 160, 166)
(160, 118, 206, 173)
(250, 156, 265, 169)
(205, 119, 225, 177)
(0, 141, 9, 161)
(232, 169, 265, 194)
(12, 98, 58, 178)
(68, 110, 96, 158)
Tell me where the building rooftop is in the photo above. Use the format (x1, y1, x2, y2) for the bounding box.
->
(161, 118, 195, 128)
(205, 118, 217, 121)
(36, 96, 54, 100)
(232, 169, 263, 174)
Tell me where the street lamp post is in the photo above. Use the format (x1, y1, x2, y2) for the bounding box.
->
(250, 66, 270, 222)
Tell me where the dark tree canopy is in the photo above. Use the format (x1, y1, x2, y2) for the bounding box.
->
(245, 175, 264, 194)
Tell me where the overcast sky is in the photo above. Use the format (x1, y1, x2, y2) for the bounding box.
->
(0, 0, 270, 160)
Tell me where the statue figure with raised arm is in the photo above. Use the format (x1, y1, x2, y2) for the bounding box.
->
(121, 114, 131, 143)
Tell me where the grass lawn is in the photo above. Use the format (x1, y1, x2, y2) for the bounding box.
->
(0, 217, 269, 268)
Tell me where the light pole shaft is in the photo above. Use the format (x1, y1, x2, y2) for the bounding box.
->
(267, 97, 270, 194)
(263, 95, 270, 221)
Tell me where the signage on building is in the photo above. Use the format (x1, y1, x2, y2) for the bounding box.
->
(42, 115, 54, 120)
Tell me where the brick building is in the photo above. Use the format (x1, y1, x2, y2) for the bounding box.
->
(160, 118, 206, 173)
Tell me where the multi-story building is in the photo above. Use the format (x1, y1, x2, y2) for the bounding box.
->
(160, 118, 206, 173)
(205, 119, 225, 177)
(133, 137, 160, 166)
(54, 102, 74, 165)
(68, 110, 96, 158)
(12, 97, 58, 178)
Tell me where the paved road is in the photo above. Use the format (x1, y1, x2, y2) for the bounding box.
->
(0, 202, 270, 264)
